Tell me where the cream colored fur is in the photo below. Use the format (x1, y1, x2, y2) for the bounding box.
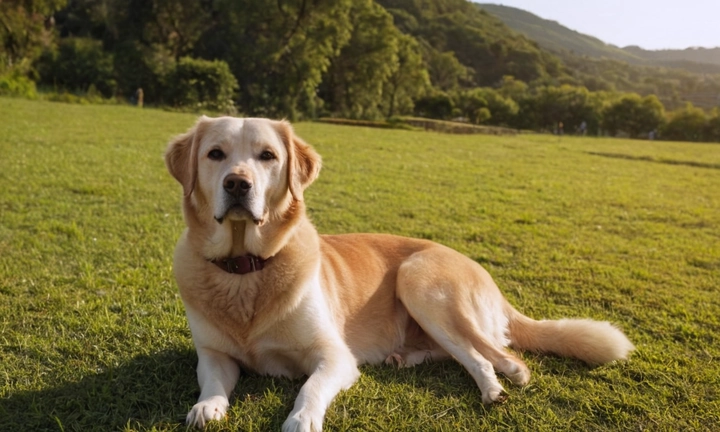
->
(164, 116, 635, 432)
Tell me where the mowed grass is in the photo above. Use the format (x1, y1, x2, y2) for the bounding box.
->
(1, 97, 719, 431)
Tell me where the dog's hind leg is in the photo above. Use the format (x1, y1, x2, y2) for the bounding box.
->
(396, 247, 531, 403)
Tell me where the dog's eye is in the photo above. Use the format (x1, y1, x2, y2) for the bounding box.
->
(208, 149, 226, 161)
(260, 150, 276, 161)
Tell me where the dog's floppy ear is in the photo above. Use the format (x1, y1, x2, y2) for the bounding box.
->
(165, 116, 210, 197)
(276, 121, 321, 201)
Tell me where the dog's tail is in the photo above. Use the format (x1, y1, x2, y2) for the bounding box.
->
(504, 304, 634, 365)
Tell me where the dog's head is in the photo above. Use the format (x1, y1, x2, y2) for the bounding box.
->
(165, 116, 321, 227)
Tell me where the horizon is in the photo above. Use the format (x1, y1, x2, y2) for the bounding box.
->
(479, 0, 720, 51)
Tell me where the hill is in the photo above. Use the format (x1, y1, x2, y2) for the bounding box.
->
(377, 0, 567, 86)
(477, 3, 641, 63)
(478, 3, 720, 74)
(623, 45, 720, 67)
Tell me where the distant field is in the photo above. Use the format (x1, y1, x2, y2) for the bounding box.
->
(1, 97, 719, 431)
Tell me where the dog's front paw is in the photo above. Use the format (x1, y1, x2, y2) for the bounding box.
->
(186, 396, 229, 429)
(481, 386, 509, 405)
(282, 408, 323, 432)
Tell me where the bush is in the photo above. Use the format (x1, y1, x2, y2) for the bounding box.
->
(414, 91, 454, 120)
(705, 110, 720, 143)
(0, 73, 38, 98)
(46, 92, 90, 105)
(662, 103, 707, 142)
(164, 57, 238, 113)
(36, 38, 117, 97)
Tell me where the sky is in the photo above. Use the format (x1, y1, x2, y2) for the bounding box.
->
(481, 0, 720, 50)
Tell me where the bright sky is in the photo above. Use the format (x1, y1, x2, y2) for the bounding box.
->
(481, 0, 720, 50)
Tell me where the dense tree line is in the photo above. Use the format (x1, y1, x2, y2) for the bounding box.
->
(1, 0, 719, 142)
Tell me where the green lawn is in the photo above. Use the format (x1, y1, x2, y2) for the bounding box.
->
(1, 97, 718, 431)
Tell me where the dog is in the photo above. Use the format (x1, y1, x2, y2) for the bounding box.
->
(165, 116, 634, 431)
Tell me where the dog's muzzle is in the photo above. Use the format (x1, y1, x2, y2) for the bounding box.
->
(215, 173, 263, 224)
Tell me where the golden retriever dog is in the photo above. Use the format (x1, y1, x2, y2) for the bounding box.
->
(165, 116, 634, 431)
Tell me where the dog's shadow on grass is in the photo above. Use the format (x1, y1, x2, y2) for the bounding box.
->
(2, 350, 597, 430)
(1, 349, 203, 431)
(356, 354, 597, 412)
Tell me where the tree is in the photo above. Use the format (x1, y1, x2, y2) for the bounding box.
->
(146, 0, 211, 61)
(453, 87, 517, 126)
(322, 0, 400, 119)
(377, 0, 567, 87)
(423, 46, 471, 91)
(602, 93, 665, 138)
(497, 75, 528, 101)
(382, 34, 430, 117)
(199, 0, 353, 119)
(523, 85, 600, 133)
(36, 36, 116, 96)
(705, 108, 720, 143)
(1, 0, 67, 72)
(414, 90, 454, 119)
(164, 57, 238, 112)
(662, 103, 707, 142)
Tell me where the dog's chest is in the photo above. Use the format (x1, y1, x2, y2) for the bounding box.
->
(183, 276, 310, 378)
(187, 274, 263, 339)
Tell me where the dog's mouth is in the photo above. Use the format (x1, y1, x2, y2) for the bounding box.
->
(215, 202, 266, 226)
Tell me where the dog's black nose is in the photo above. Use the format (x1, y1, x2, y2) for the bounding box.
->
(223, 174, 252, 197)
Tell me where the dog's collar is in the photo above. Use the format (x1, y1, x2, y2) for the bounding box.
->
(211, 255, 269, 275)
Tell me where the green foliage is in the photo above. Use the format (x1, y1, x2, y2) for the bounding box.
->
(2, 98, 720, 430)
(519, 85, 601, 133)
(663, 103, 708, 142)
(478, 4, 643, 65)
(36, 37, 116, 96)
(602, 94, 665, 138)
(662, 104, 720, 143)
(202, 0, 353, 119)
(497, 75, 529, 101)
(421, 45, 472, 91)
(164, 57, 238, 113)
(382, 34, 430, 117)
(414, 90, 454, 119)
(322, 0, 401, 119)
(706, 109, 720, 143)
(481, 3, 720, 110)
(0, 71, 38, 98)
(453, 87, 518, 126)
(379, 0, 565, 87)
(0, 0, 67, 66)
(482, 3, 720, 72)
(564, 54, 720, 111)
(320, 3, 431, 120)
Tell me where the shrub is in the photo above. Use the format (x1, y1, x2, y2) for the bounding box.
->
(36, 37, 117, 97)
(164, 57, 238, 113)
(413, 91, 454, 120)
(46, 92, 89, 104)
(0, 73, 38, 98)
(662, 103, 707, 142)
(705, 109, 720, 143)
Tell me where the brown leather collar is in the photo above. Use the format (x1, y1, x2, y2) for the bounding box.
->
(211, 255, 269, 275)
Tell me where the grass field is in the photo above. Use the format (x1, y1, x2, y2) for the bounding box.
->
(1, 97, 719, 431)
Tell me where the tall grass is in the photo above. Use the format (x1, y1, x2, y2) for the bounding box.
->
(1, 98, 718, 431)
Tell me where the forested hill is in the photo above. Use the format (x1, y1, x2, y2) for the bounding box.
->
(377, 0, 566, 87)
(478, 3, 720, 73)
(477, 4, 641, 63)
(623, 46, 720, 67)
